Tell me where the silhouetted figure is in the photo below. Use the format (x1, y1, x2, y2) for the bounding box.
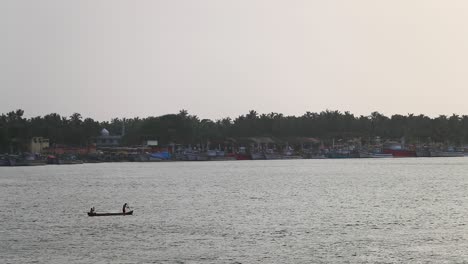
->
(122, 203, 129, 213)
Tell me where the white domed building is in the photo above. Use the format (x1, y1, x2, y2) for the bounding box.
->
(96, 128, 123, 147)
(100, 128, 110, 137)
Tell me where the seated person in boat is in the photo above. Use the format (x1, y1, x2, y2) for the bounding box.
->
(89, 207, 95, 214)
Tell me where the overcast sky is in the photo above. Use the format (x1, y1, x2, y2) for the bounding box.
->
(1, 0, 468, 121)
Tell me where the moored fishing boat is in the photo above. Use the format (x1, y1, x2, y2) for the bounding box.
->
(234, 153, 251, 160)
(429, 151, 464, 157)
(264, 150, 282, 160)
(383, 141, 416, 157)
(232, 147, 251, 160)
(0, 155, 16, 166)
(416, 148, 431, 157)
(327, 149, 351, 158)
(250, 152, 265, 160)
(369, 153, 393, 158)
(282, 149, 303, 159)
(383, 149, 417, 157)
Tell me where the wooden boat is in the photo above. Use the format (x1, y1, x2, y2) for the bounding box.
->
(88, 210, 133, 217)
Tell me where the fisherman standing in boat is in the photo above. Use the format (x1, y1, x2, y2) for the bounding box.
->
(122, 203, 129, 214)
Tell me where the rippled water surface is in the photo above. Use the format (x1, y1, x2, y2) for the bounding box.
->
(1, 159, 468, 263)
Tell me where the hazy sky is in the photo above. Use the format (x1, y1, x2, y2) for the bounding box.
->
(2, 0, 468, 121)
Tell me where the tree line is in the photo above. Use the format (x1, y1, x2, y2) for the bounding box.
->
(2, 109, 468, 153)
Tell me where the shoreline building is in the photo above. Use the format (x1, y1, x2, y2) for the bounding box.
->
(30, 137, 50, 153)
(96, 128, 122, 147)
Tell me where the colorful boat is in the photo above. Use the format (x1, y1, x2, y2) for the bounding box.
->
(429, 151, 464, 157)
(383, 142, 416, 157)
(383, 149, 416, 157)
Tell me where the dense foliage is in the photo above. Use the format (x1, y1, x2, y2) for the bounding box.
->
(2, 109, 468, 152)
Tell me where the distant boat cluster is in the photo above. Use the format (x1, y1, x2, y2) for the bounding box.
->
(0, 153, 84, 166)
(1, 138, 467, 166)
(3, 109, 468, 165)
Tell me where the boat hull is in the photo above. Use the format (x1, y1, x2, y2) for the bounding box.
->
(234, 153, 251, 160)
(369, 153, 393, 158)
(383, 149, 416, 157)
(250, 153, 265, 160)
(430, 151, 465, 157)
(88, 210, 133, 217)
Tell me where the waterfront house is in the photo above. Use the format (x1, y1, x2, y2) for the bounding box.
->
(30, 137, 49, 153)
(96, 128, 122, 147)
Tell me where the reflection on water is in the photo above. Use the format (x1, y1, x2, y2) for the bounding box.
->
(1, 158, 468, 263)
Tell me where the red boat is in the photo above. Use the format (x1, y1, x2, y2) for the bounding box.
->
(383, 141, 416, 157)
(383, 149, 416, 157)
(234, 153, 251, 160)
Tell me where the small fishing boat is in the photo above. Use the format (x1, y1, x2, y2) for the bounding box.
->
(88, 210, 133, 217)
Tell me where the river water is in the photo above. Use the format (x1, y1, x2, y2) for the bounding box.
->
(1, 158, 468, 263)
